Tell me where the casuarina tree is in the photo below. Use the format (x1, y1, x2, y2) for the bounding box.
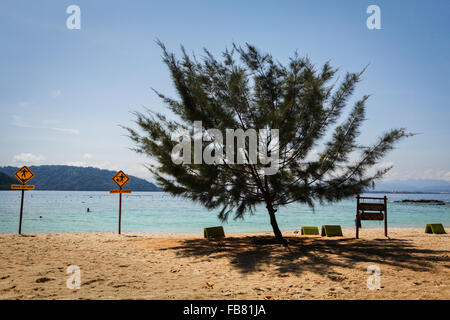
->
(125, 41, 409, 243)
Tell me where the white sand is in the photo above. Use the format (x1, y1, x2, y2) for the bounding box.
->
(0, 228, 449, 299)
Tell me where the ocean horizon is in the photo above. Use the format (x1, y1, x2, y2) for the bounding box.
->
(0, 191, 449, 234)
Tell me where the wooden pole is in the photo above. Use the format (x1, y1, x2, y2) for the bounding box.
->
(18, 188, 25, 234)
(118, 186, 122, 234)
(356, 195, 360, 239)
(384, 195, 388, 237)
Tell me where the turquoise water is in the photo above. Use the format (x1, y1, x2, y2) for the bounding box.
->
(0, 191, 449, 234)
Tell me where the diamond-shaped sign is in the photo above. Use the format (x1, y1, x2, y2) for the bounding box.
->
(112, 170, 129, 188)
(14, 166, 34, 184)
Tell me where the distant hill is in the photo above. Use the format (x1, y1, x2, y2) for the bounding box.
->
(0, 165, 160, 191)
(0, 171, 16, 190)
(372, 179, 450, 193)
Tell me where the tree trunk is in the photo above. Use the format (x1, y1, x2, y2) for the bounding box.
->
(267, 205, 287, 246)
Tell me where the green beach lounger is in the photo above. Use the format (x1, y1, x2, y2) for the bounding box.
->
(301, 226, 320, 235)
(425, 224, 446, 234)
(321, 225, 343, 237)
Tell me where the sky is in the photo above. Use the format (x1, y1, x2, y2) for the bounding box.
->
(0, 0, 449, 182)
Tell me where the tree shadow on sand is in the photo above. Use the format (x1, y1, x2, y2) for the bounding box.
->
(163, 236, 450, 279)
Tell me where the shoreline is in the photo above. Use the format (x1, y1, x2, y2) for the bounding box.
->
(1, 225, 449, 236)
(0, 228, 448, 300)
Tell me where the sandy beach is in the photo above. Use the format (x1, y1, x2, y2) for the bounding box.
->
(0, 228, 449, 300)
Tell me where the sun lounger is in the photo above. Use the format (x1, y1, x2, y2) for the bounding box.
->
(301, 226, 319, 235)
(425, 223, 446, 234)
(321, 225, 343, 237)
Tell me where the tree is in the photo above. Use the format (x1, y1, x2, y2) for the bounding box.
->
(125, 41, 410, 243)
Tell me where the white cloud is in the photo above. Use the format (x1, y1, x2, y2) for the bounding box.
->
(11, 116, 79, 135)
(421, 168, 450, 181)
(51, 90, 62, 98)
(50, 127, 79, 134)
(382, 167, 450, 182)
(65, 161, 88, 167)
(83, 153, 93, 159)
(18, 101, 31, 108)
(125, 165, 152, 179)
(41, 119, 60, 125)
(64, 161, 114, 170)
(13, 153, 46, 164)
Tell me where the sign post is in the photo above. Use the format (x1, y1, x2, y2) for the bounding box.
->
(356, 195, 388, 239)
(11, 166, 35, 234)
(110, 170, 131, 234)
(119, 185, 122, 234)
(19, 187, 24, 234)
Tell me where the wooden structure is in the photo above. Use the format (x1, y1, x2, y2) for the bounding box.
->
(204, 226, 225, 239)
(356, 195, 387, 239)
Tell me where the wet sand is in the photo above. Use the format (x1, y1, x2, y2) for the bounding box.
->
(0, 228, 449, 299)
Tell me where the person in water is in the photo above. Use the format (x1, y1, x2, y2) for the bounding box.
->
(87, 208, 90, 213)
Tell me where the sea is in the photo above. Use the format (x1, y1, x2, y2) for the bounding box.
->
(0, 191, 449, 234)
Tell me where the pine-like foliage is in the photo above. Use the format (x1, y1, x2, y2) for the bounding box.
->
(125, 42, 410, 242)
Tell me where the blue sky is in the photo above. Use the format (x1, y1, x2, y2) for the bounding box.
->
(0, 0, 449, 181)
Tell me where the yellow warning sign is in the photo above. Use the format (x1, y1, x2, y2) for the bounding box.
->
(11, 184, 35, 190)
(14, 166, 34, 184)
(112, 170, 129, 188)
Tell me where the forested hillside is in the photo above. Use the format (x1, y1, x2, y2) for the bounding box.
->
(0, 165, 160, 191)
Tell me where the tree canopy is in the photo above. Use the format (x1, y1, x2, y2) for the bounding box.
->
(126, 42, 410, 242)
